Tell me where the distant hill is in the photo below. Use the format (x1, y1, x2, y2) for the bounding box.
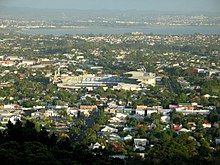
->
(0, 6, 219, 20)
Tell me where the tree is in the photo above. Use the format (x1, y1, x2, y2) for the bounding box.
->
(146, 139, 191, 164)
(208, 111, 220, 124)
(82, 128, 97, 144)
(172, 112, 184, 124)
(150, 113, 161, 123)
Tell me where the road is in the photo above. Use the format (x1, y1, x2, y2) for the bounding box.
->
(74, 108, 100, 142)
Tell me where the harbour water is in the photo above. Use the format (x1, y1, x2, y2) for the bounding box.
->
(19, 26, 220, 35)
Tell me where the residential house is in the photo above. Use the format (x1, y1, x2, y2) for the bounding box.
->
(123, 108, 135, 115)
(123, 134, 133, 141)
(79, 105, 97, 117)
(173, 124, 182, 131)
(116, 113, 127, 119)
(159, 109, 172, 116)
(187, 122, 197, 130)
(21, 60, 35, 66)
(67, 107, 79, 117)
(1, 61, 16, 67)
(123, 127, 133, 132)
(4, 104, 20, 109)
(108, 117, 123, 123)
(147, 109, 158, 117)
(0, 110, 21, 125)
(101, 126, 118, 133)
(105, 106, 125, 114)
(89, 142, 105, 150)
(133, 138, 148, 151)
(136, 106, 148, 116)
(109, 134, 121, 141)
(136, 109, 146, 116)
(161, 115, 170, 124)
(31, 111, 45, 119)
(44, 110, 58, 117)
(179, 128, 191, 133)
(128, 114, 144, 121)
(203, 122, 212, 128)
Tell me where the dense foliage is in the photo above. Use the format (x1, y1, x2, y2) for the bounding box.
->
(0, 119, 220, 165)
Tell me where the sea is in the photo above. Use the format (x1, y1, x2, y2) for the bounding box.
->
(18, 26, 220, 36)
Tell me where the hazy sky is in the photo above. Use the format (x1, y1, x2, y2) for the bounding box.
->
(1, 0, 220, 12)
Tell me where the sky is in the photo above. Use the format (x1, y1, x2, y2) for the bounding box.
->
(1, 0, 220, 12)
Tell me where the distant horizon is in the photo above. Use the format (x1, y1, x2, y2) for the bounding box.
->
(1, 0, 220, 13)
(0, 5, 220, 16)
(1, 5, 220, 13)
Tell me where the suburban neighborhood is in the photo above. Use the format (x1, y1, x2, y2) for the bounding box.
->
(0, 29, 220, 164)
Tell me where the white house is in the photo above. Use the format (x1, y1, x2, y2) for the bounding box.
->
(67, 107, 79, 117)
(134, 138, 148, 151)
(101, 126, 118, 133)
(123, 135, 133, 141)
(136, 109, 146, 116)
(161, 116, 170, 124)
(203, 122, 212, 128)
(89, 142, 105, 150)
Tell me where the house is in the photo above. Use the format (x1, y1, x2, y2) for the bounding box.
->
(203, 94, 211, 99)
(128, 114, 144, 121)
(44, 110, 58, 117)
(105, 106, 125, 114)
(1, 61, 16, 67)
(79, 105, 97, 117)
(108, 117, 123, 123)
(89, 142, 105, 150)
(78, 109, 90, 117)
(67, 107, 79, 117)
(113, 143, 125, 151)
(0, 110, 21, 125)
(6, 56, 21, 61)
(134, 138, 148, 151)
(109, 134, 121, 141)
(104, 108, 116, 114)
(4, 104, 20, 109)
(173, 124, 182, 131)
(123, 108, 135, 115)
(116, 107, 124, 114)
(123, 127, 133, 132)
(31, 111, 45, 119)
(107, 101, 117, 107)
(80, 105, 97, 110)
(136, 109, 147, 116)
(116, 113, 127, 119)
(159, 109, 172, 115)
(187, 122, 196, 126)
(21, 60, 35, 66)
(203, 122, 212, 128)
(147, 109, 158, 117)
(179, 128, 191, 133)
(123, 135, 133, 141)
(101, 126, 118, 133)
(187, 122, 197, 130)
(136, 105, 148, 109)
(161, 115, 170, 124)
